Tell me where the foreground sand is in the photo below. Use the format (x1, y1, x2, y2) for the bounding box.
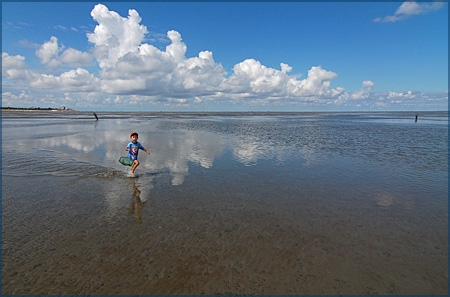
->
(2, 168, 447, 295)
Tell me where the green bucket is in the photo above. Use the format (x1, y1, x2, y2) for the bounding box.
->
(119, 156, 134, 166)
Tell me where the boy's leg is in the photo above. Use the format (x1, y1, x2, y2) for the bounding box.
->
(131, 160, 140, 173)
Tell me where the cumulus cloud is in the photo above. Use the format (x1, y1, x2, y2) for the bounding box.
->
(2, 52, 27, 79)
(35, 36, 92, 68)
(295, 66, 339, 97)
(60, 48, 92, 66)
(30, 68, 100, 92)
(85, 4, 345, 101)
(374, 1, 444, 23)
(222, 59, 289, 95)
(36, 36, 62, 67)
(387, 90, 417, 99)
(351, 80, 375, 100)
(172, 50, 226, 94)
(87, 4, 149, 69)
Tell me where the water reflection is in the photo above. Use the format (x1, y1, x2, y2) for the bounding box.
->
(227, 122, 324, 167)
(128, 178, 148, 224)
(99, 172, 153, 223)
(142, 130, 225, 185)
(3, 112, 448, 187)
(0, 113, 448, 228)
(6, 124, 226, 186)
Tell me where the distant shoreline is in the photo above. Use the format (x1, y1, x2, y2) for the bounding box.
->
(2, 107, 446, 114)
(1, 107, 76, 112)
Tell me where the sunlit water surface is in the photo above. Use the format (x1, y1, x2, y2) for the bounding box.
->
(2, 111, 448, 294)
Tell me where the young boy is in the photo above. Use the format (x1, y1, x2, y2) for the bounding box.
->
(126, 132, 150, 175)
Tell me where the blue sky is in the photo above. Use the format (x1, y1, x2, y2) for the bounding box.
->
(2, 1, 448, 111)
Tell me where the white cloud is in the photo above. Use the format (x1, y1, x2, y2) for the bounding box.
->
(87, 3, 148, 69)
(219, 61, 342, 102)
(374, 1, 444, 23)
(2, 52, 26, 79)
(351, 80, 375, 100)
(280, 63, 292, 74)
(35, 36, 92, 68)
(172, 50, 226, 93)
(295, 66, 338, 97)
(165, 30, 187, 63)
(396, 1, 444, 16)
(387, 90, 417, 99)
(36, 36, 63, 67)
(101, 77, 147, 94)
(60, 48, 92, 66)
(83, 4, 346, 102)
(30, 68, 100, 92)
(1, 90, 33, 107)
(224, 59, 289, 95)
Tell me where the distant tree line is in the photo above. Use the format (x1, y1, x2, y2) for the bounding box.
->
(2, 106, 73, 111)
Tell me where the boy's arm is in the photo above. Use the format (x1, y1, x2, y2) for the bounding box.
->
(141, 146, 150, 155)
(139, 143, 150, 154)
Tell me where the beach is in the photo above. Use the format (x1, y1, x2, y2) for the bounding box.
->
(2, 111, 448, 294)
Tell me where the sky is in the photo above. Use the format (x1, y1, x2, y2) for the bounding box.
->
(2, 1, 448, 112)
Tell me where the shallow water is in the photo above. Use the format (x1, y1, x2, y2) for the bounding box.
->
(2, 110, 448, 294)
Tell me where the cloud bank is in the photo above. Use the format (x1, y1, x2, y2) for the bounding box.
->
(2, 3, 447, 111)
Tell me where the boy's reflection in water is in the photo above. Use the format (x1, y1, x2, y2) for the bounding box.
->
(128, 178, 148, 223)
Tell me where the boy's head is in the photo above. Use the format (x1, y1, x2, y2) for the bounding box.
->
(130, 132, 138, 142)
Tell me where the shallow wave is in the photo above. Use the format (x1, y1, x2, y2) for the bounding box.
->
(2, 149, 124, 179)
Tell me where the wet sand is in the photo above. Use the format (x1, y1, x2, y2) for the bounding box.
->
(2, 111, 448, 294)
(2, 167, 447, 295)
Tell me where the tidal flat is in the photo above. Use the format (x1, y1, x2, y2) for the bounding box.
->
(2, 111, 448, 294)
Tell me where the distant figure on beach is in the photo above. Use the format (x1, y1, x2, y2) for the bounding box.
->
(415, 113, 418, 123)
(126, 132, 150, 175)
(93, 112, 98, 121)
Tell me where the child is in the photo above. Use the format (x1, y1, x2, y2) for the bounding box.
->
(126, 132, 150, 175)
